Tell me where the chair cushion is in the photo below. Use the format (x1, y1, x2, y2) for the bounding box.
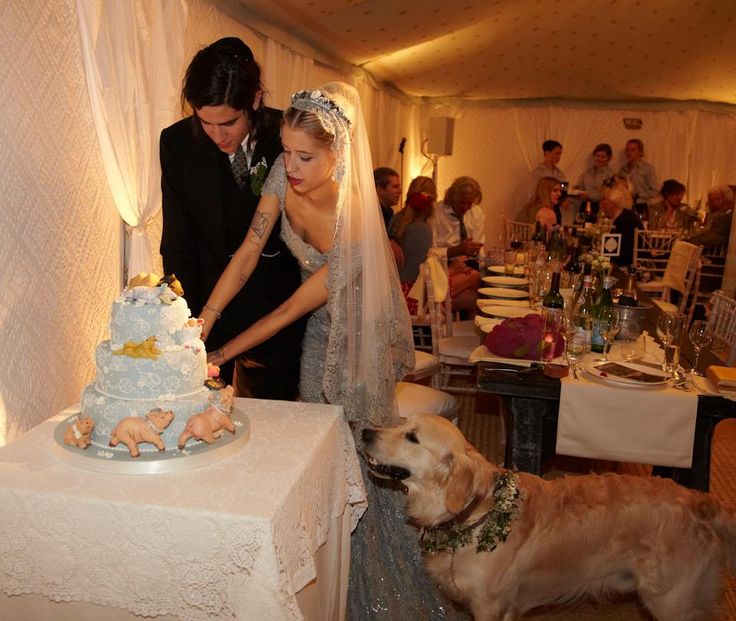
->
(413, 350, 439, 373)
(396, 381, 458, 420)
(452, 320, 478, 337)
(652, 299, 678, 314)
(638, 279, 664, 292)
(439, 334, 481, 360)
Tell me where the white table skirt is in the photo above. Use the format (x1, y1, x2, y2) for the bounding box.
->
(0, 399, 367, 620)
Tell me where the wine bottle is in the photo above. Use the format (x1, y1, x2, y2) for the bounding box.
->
(591, 276, 615, 353)
(619, 268, 638, 307)
(577, 275, 595, 353)
(542, 270, 564, 310)
(531, 220, 545, 243)
(584, 200, 593, 223)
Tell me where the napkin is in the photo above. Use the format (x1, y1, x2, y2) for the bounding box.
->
(556, 354, 697, 468)
(706, 366, 736, 390)
(469, 345, 564, 367)
(409, 255, 448, 317)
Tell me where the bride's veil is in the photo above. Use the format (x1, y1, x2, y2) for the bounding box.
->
(289, 82, 414, 429)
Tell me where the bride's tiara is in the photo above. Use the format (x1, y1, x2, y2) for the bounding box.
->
(290, 90, 352, 127)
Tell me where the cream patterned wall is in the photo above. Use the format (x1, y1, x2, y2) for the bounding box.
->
(0, 1, 122, 442)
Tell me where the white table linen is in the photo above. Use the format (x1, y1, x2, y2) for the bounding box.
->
(556, 355, 698, 467)
(0, 399, 366, 620)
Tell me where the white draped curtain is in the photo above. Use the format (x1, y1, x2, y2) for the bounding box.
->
(77, 0, 188, 279)
(262, 39, 315, 110)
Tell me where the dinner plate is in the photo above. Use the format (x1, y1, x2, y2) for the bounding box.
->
(487, 265, 525, 276)
(480, 305, 539, 319)
(478, 287, 529, 300)
(477, 319, 504, 334)
(482, 275, 530, 288)
(582, 359, 669, 387)
(477, 298, 530, 310)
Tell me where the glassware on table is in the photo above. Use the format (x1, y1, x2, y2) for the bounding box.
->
(541, 307, 563, 362)
(504, 249, 517, 275)
(688, 319, 713, 377)
(656, 312, 685, 377)
(562, 312, 587, 378)
(594, 307, 620, 362)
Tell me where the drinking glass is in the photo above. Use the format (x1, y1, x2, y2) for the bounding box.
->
(504, 250, 517, 275)
(562, 313, 586, 378)
(541, 308, 563, 362)
(656, 313, 685, 376)
(688, 320, 713, 376)
(595, 307, 620, 362)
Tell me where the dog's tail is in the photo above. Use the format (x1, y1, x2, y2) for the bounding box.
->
(713, 505, 736, 575)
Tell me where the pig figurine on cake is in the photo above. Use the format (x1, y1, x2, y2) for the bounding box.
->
(178, 385, 236, 449)
(63, 416, 95, 449)
(109, 408, 175, 458)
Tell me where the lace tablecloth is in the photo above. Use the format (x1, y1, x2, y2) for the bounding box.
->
(0, 398, 366, 620)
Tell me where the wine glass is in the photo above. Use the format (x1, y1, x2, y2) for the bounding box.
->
(688, 320, 713, 377)
(562, 314, 586, 379)
(596, 307, 620, 362)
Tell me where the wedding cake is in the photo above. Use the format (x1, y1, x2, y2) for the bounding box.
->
(79, 275, 214, 454)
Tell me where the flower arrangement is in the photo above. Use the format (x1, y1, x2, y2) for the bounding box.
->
(582, 250, 611, 276)
(249, 157, 268, 196)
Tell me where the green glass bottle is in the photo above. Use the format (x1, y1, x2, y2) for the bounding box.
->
(531, 220, 545, 243)
(591, 276, 615, 353)
(542, 270, 564, 310)
(577, 275, 595, 353)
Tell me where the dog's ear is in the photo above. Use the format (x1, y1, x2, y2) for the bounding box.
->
(445, 452, 475, 514)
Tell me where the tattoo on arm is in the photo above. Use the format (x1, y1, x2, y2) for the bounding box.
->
(238, 274, 247, 287)
(250, 211, 270, 239)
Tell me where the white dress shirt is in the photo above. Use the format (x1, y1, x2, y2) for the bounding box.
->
(430, 201, 486, 257)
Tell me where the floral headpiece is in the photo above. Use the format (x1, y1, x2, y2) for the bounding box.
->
(290, 89, 352, 127)
(407, 192, 433, 211)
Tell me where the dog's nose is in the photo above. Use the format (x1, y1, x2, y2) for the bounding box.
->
(362, 428, 375, 444)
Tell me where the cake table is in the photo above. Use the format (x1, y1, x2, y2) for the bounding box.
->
(0, 398, 366, 621)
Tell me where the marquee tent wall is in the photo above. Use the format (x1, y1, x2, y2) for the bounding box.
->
(1, 0, 734, 444)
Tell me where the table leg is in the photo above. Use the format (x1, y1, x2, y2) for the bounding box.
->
(504, 396, 547, 475)
(670, 415, 718, 492)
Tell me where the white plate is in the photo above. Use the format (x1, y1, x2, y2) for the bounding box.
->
(479, 287, 529, 300)
(487, 265, 525, 276)
(477, 299, 529, 310)
(582, 359, 668, 387)
(480, 305, 539, 319)
(482, 275, 530, 288)
(478, 319, 504, 333)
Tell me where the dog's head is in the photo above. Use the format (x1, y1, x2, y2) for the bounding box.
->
(362, 414, 495, 526)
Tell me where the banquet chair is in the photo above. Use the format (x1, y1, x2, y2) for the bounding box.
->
(504, 217, 535, 246)
(640, 240, 702, 325)
(421, 258, 482, 394)
(403, 349, 440, 384)
(396, 381, 459, 425)
(692, 242, 728, 317)
(633, 229, 679, 283)
(707, 290, 736, 366)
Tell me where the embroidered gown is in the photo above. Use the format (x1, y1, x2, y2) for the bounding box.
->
(263, 155, 466, 619)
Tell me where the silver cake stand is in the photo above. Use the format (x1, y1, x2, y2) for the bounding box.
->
(52, 407, 251, 475)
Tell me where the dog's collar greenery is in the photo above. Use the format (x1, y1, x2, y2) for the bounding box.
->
(420, 471, 526, 556)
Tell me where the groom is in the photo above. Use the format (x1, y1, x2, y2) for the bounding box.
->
(160, 38, 304, 400)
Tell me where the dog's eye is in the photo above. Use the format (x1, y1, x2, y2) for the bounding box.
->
(405, 431, 419, 444)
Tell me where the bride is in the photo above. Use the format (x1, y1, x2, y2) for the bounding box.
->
(200, 82, 462, 618)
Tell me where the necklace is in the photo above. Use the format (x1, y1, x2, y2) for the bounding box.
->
(420, 471, 526, 556)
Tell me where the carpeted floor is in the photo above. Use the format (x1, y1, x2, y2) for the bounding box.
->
(455, 377, 736, 621)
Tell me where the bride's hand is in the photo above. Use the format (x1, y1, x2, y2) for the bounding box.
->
(207, 348, 227, 366)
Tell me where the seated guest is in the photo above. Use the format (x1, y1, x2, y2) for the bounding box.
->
(431, 176, 484, 313)
(647, 179, 687, 230)
(373, 166, 403, 263)
(389, 177, 437, 314)
(601, 192, 643, 267)
(518, 177, 562, 231)
(619, 138, 659, 217)
(576, 143, 616, 219)
(690, 185, 735, 249)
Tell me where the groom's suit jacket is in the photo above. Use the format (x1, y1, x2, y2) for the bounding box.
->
(160, 109, 304, 399)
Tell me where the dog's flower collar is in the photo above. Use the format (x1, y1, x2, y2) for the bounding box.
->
(420, 470, 526, 556)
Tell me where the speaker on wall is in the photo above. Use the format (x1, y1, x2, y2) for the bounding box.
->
(427, 117, 455, 156)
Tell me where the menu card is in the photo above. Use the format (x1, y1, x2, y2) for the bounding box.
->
(595, 362, 666, 383)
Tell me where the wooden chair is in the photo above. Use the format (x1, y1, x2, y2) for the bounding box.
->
(707, 290, 736, 366)
(641, 240, 702, 325)
(504, 217, 535, 246)
(633, 229, 680, 284)
(422, 258, 482, 394)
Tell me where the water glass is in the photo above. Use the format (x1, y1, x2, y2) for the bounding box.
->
(664, 344, 681, 375)
(621, 334, 646, 361)
(504, 250, 517, 275)
(541, 308, 563, 362)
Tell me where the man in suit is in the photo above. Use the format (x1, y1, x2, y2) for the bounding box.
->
(160, 37, 304, 400)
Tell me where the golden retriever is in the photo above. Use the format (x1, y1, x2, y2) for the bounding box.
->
(362, 414, 736, 621)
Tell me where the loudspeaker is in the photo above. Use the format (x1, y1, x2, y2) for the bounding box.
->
(427, 117, 455, 156)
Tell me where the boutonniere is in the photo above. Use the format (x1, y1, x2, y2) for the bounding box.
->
(249, 157, 268, 196)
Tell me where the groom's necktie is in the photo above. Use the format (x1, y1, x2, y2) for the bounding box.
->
(231, 145, 249, 190)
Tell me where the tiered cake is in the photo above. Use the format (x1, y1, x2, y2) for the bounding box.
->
(80, 279, 212, 453)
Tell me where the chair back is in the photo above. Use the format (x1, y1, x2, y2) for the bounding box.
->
(708, 290, 736, 366)
(421, 257, 453, 355)
(633, 229, 679, 281)
(692, 242, 728, 318)
(504, 217, 535, 246)
(660, 241, 702, 321)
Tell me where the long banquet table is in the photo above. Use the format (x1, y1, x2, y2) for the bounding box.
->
(477, 294, 736, 491)
(0, 398, 365, 621)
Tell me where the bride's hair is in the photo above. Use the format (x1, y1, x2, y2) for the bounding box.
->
(283, 108, 335, 146)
